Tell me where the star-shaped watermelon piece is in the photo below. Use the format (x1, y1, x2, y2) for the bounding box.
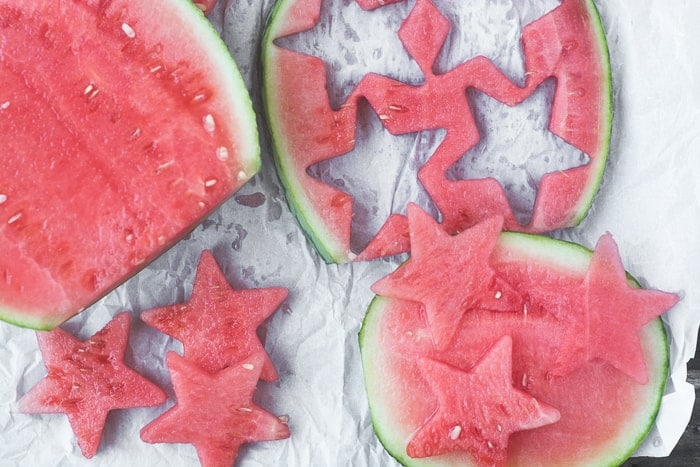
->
(140, 352, 290, 467)
(17, 312, 167, 458)
(372, 204, 523, 349)
(407, 335, 560, 465)
(140, 250, 287, 382)
(528, 233, 679, 384)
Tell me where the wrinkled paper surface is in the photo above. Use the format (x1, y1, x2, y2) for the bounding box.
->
(1, 0, 699, 465)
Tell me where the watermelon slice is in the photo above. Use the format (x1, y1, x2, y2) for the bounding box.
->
(360, 213, 677, 465)
(140, 250, 288, 382)
(17, 312, 167, 459)
(140, 351, 291, 467)
(262, 0, 612, 263)
(0, 0, 260, 329)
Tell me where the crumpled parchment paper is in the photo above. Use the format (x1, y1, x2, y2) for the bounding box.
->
(1, 0, 699, 465)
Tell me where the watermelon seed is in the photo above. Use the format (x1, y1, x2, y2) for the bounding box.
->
(121, 23, 136, 39)
(378, 114, 390, 121)
(449, 425, 462, 440)
(216, 146, 229, 161)
(494, 291, 502, 299)
(150, 65, 163, 74)
(203, 114, 216, 134)
(487, 441, 494, 449)
(278, 415, 290, 424)
(157, 235, 167, 245)
(237, 170, 248, 181)
(83, 84, 94, 95)
(7, 212, 22, 224)
(156, 160, 175, 172)
(388, 104, 407, 112)
(497, 424, 502, 432)
(0, 101, 9, 110)
(204, 178, 218, 188)
(129, 128, 142, 140)
(237, 407, 253, 413)
(242, 363, 255, 371)
(0, 194, 7, 204)
(197, 201, 207, 209)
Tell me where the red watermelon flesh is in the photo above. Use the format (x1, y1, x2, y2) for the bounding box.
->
(140, 351, 291, 467)
(263, 0, 612, 263)
(17, 312, 167, 458)
(0, 0, 260, 329)
(140, 250, 287, 382)
(360, 221, 676, 465)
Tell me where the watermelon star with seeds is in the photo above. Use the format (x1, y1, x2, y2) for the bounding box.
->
(530, 233, 679, 384)
(372, 204, 522, 349)
(407, 336, 560, 465)
(17, 312, 167, 459)
(141, 250, 287, 381)
(140, 352, 290, 467)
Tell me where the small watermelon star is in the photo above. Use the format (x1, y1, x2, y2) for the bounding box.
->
(407, 335, 560, 466)
(140, 352, 290, 467)
(141, 250, 287, 381)
(372, 204, 522, 349)
(529, 233, 679, 384)
(17, 312, 167, 458)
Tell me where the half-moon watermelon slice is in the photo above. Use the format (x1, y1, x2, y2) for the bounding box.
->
(0, 0, 260, 329)
(262, 0, 612, 263)
(359, 215, 676, 466)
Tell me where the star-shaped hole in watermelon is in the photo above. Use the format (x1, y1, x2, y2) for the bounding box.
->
(431, 0, 559, 80)
(140, 250, 287, 382)
(446, 80, 590, 226)
(275, 0, 422, 109)
(527, 233, 679, 384)
(307, 100, 445, 253)
(407, 335, 560, 465)
(17, 312, 167, 458)
(372, 204, 523, 350)
(140, 352, 290, 466)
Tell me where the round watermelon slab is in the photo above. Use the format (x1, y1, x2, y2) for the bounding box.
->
(262, 0, 612, 263)
(360, 210, 675, 466)
(0, 0, 259, 329)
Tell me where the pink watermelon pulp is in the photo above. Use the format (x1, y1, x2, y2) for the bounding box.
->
(17, 312, 167, 458)
(262, 0, 612, 263)
(140, 351, 291, 467)
(0, 0, 260, 329)
(360, 211, 675, 465)
(140, 250, 288, 382)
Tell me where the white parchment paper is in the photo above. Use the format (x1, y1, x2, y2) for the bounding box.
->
(1, 0, 699, 465)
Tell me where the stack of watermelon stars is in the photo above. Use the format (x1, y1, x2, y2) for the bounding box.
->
(19, 251, 290, 464)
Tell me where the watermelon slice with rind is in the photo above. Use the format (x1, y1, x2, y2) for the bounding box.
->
(262, 0, 612, 263)
(140, 250, 287, 382)
(360, 228, 676, 465)
(0, 0, 260, 329)
(17, 312, 167, 459)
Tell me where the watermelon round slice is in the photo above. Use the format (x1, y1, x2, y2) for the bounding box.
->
(0, 0, 260, 329)
(359, 212, 676, 465)
(17, 312, 167, 459)
(262, 0, 612, 263)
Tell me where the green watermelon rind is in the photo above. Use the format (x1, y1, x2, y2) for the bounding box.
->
(261, 0, 346, 263)
(0, 0, 260, 330)
(359, 232, 669, 467)
(568, 0, 613, 227)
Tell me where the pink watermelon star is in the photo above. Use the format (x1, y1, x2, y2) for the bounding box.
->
(140, 250, 287, 381)
(407, 335, 560, 465)
(529, 233, 679, 384)
(372, 204, 522, 349)
(140, 352, 290, 467)
(17, 312, 167, 458)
